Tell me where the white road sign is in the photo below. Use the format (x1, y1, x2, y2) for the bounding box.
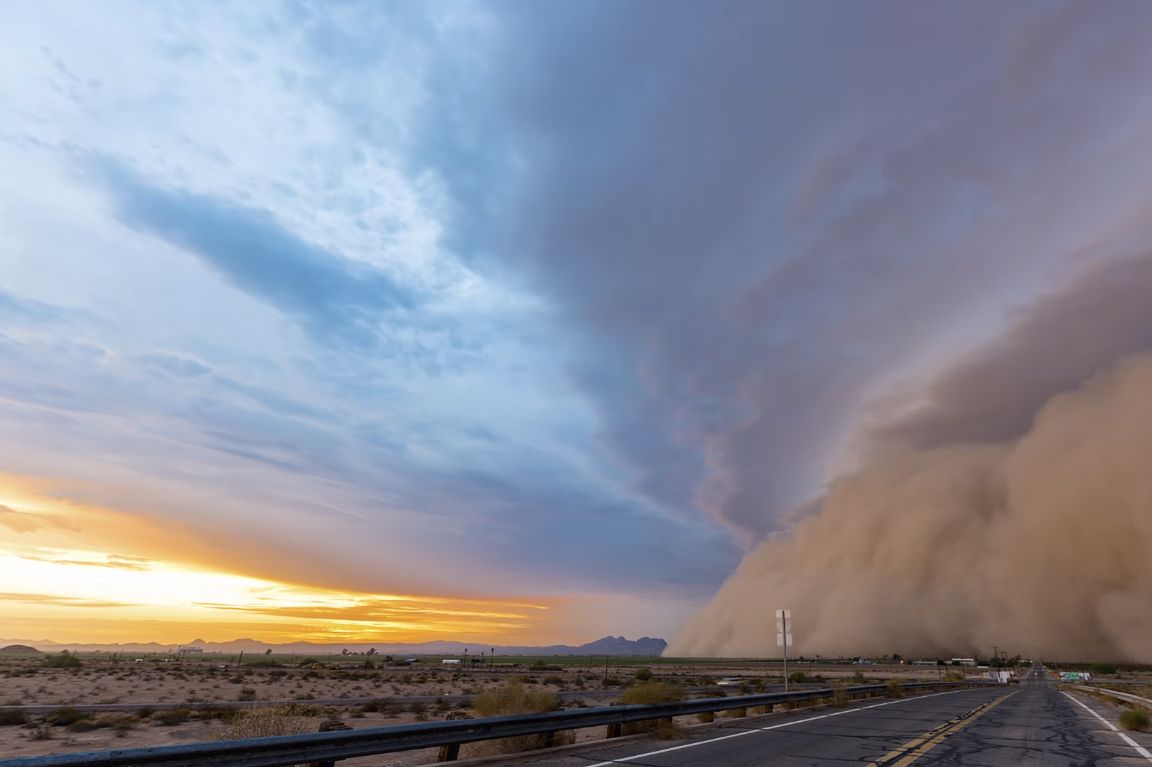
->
(777, 633, 792, 647)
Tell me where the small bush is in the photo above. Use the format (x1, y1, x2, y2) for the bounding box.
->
(832, 686, 849, 707)
(0, 708, 27, 726)
(93, 713, 137, 731)
(217, 706, 309, 740)
(472, 680, 566, 753)
(620, 682, 683, 706)
(152, 708, 191, 726)
(886, 680, 904, 699)
(46, 707, 90, 726)
(634, 668, 654, 682)
(1120, 709, 1150, 732)
(237, 688, 257, 701)
(193, 705, 238, 721)
(42, 651, 82, 669)
(788, 671, 810, 684)
(619, 683, 685, 736)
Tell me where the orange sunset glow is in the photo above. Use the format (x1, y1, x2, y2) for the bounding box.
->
(0, 475, 552, 645)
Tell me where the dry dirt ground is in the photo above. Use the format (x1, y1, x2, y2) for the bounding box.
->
(0, 655, 958, 765)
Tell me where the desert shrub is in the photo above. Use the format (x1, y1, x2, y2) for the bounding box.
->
(543, 676, 566, 687)
(0, 708, 27, 726)
(886, 680, 904, 699)
(67, 719, 99, 732)
(619, 683, 684, 736)
(1091, 663, 1118, 676)
(194, 705, 238, 721)
(471, 680, 567, 753)
(237, 688, 257, 701)
(832, 686, 850, 707)
(136, 706, 155, 719)
(620, 682, 683, 706)
(217, 706, 310, 740)
(152, 708, 191, 726)
(788, 671, 811, 684)
(93, 713, 137, 732)
(1120, 708, 1150, 732)
(41, 651, 82, 669)
(45, 706, 90, 726)
(634, 668, 654, 682)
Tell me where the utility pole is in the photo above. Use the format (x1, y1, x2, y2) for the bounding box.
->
(776, 609, 792, 693)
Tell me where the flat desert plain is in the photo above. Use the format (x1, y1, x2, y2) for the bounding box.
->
(0, 653, 959, 765)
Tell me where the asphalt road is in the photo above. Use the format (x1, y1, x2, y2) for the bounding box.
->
(516, 666, 1152, 766)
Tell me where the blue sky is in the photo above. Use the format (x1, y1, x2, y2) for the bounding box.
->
(3, 0, 1152, 643)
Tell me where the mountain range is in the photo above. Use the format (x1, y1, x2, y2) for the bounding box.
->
(0, 635, 668, 657)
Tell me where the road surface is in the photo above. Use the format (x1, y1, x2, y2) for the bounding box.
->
(516, 666, 1152, 766)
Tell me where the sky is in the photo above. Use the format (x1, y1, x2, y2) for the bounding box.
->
(2, 0, 1152, 648)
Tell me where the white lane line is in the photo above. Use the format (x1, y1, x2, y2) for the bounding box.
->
(583, 688, 988, 767)
(1062, 691, 1152, 763)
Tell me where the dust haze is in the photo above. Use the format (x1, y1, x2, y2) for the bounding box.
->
(671, 254, 1152, 661)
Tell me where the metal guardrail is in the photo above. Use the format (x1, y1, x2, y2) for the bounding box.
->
(1068, 684, 1152, 710)
(0, 681, 989, 767)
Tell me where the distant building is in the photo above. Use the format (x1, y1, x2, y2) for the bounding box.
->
(177, 647, 204, 655)
(951, 658, 976, 666)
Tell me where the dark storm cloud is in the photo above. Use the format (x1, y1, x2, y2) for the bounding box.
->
(868, 251, 1152, 451)
(426, 0, 1152, 542)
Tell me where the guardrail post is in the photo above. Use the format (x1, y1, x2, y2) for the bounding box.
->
(311, 719, 353, 767)
(606, 722, 623, 738)
(437, 743, 461, 761)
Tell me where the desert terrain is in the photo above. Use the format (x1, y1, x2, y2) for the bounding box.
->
(0, 651, 990, 765)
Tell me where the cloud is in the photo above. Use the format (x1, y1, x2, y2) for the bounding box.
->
(91, 158, 415, 347)
(0, 506, 76, 534)
(137, 353, 213, 379)
(671, 352, 1152, 661)
(0, 592, 137, 609)
(434, 0, 1152, 546)
(865, 251, 1152, 451)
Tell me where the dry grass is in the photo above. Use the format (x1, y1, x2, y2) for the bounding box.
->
(1119, 708, 1150, 732)
(216, 706, 310, 741)
(470, 680, 570, 754)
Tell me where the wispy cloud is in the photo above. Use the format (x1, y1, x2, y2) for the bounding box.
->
(91, 158, 416, 347)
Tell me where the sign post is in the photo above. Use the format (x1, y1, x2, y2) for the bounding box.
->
(776, 609, 792, 692)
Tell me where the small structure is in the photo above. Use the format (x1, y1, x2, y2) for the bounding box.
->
(441, 658, 461, 665)
(177, 647, 204, 655)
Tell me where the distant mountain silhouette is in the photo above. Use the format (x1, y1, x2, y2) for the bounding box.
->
(0, 635, 668, 656)
(0, 644, 42, 654)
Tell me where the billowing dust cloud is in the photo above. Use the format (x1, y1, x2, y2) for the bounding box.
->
(672, 258, 1152, 661)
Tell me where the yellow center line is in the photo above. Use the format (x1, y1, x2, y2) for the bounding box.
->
(866, 691, 1020, 767)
